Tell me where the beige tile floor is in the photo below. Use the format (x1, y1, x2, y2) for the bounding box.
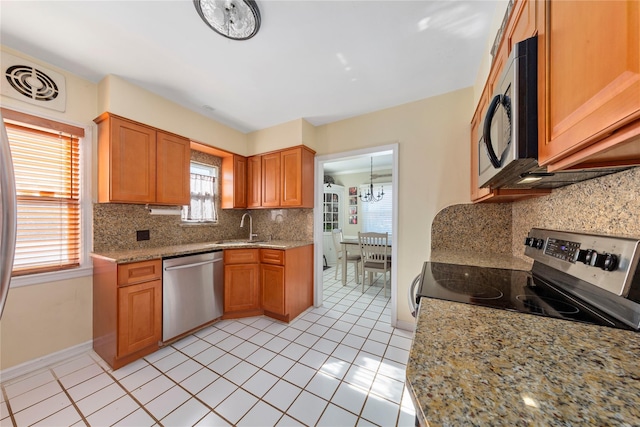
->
(1, 266, 415, 426)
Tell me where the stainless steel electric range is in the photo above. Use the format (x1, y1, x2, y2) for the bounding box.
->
(415, 228, 640, 331)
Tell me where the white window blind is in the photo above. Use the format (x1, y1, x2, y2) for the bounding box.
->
(360, 182, 392, 236)
(182, 162, 218, 223)
(6, 122, 81, 276)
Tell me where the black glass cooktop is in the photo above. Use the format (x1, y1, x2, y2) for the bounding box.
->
(417, 262, 630, 329)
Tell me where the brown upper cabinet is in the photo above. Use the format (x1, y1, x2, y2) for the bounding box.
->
(261, 152, 282, 207)
(247, 155, 262, 208)
(470, 0, 550, 203)
(538, 0, 640, 170)
(221, 155, 248, 209)
(248, 145, 315, 209)
(470, 0, 639, 202)
(95, 113, 190, 205)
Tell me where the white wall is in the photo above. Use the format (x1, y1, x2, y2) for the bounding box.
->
(0, 46, 98, 370)
(1, 43, 477, 366)
(315, 87, 474, 324)
(0, 47, 250, 370)
(247, 118, 319, 155)
(331, 170, 393, 238)
(98, 75, 247, 155)
(472, 0, 510, 105)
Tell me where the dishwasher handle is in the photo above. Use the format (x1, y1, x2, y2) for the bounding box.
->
(164, 258, 221, 272)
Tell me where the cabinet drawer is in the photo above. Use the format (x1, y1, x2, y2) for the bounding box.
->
(118, 259, 162, 286)
(224, 249, 259, 265)
(260, 249, 285, 265)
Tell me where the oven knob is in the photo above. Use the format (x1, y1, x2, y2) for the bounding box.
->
(576, 249, 588, 263)
(594, 253, 618, 271)
(534, 238, 544, 249)
(524, 237, 533, 247)
(578, 249, 597, 265)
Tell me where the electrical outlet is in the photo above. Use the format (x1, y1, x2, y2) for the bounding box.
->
(136, 230, 150, 241)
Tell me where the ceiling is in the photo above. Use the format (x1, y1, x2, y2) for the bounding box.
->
(0, 1, 500, 133)
(323, 151, 393, 176)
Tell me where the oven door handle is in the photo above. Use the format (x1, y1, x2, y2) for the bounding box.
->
(408, 274, 422, 318)
(482, 94, 506, 168)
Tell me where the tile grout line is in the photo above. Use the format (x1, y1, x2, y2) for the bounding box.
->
(2, 269, 409, 427)
(1, 383, 17, 427)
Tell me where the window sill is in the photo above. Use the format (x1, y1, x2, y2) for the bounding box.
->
(180, 221, 219, 227)
(10, 265, 93, 288)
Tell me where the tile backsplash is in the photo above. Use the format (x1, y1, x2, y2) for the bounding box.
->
(92, 204, 313, 252)
(510, 166, 640, 261)
(431, 167, 640, 261)
(93, 150, 314, 253)
(431, 203, 512, 254)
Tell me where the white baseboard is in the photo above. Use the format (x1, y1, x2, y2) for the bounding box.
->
(394, 318, 416, 333)
(0, 341, 93, 382)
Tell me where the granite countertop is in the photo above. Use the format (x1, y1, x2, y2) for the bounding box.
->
(91, 240, 313, 263)
(407, 251, 640, 426)
(430, 249, 533, 271)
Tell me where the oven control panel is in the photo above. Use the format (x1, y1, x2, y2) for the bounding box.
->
(544, 238, 580, 262)
(524, 228, 640, 297)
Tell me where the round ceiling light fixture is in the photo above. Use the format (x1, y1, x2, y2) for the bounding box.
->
(193, 0, 261, 40)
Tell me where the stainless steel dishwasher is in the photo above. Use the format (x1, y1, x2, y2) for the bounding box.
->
(162, 251, 223, 342)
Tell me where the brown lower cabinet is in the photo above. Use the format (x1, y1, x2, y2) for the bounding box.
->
(93, 258, 162, 370)
(223, 249, 262, 318)
(224, 245, 314, 322)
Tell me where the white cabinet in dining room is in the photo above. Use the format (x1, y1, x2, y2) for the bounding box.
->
(322, 184, 344, 266)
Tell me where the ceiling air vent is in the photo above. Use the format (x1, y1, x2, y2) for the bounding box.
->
(1, 52, 66, 112)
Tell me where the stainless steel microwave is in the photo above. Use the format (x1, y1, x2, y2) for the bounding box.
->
(477, 36, 632, 190)
(478, 36, 538, 188)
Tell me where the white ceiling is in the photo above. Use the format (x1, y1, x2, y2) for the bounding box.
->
(0, 0, 500, 133)
(323, 151, 393, 176)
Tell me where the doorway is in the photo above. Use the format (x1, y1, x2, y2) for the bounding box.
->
(313, 143, 399, 327)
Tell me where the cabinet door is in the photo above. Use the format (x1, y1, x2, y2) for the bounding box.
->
(540, 0, 640, 166)
(281, 147, 314, 208)
(156, 131, 190, 205)
(261, 264, 285, 315)
(221, 155, 248, 209)
(262, 152, 281, 207)
(224, 264, 260, 312)
(247, 155, 262, 208)
(280, 148, 302, 207)
(506, 0, 536, 52)
(232, 156, 247, 208)
(108, 117, 157, 203)
(118, 280, 162, 357)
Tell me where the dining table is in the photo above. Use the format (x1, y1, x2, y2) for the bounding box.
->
(340, 238, 391, 286)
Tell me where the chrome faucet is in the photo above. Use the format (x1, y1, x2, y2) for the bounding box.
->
(240, 213, 258, 241)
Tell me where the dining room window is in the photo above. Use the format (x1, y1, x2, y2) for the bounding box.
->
(360, 182, 392, 236)
(182, 161, 218, 223)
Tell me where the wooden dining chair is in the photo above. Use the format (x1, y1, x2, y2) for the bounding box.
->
(358, 232, 391, 296)
(331, 228, 361, 284)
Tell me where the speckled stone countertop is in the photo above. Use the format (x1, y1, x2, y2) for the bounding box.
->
(407, 251, 640, 426)
(430, 249, 533, 271)
(91, 240, 314, 263)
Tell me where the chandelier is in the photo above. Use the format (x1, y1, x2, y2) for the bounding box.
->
(194, 0, 261, 40)
(359, 157, 384, 203)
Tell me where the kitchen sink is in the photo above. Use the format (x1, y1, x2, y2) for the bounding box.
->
(204, 240, 266, 247)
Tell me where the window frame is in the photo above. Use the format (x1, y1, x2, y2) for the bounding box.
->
(359, 181, 392, 236)
(2, 109, 92, 288)
(181, 160, 219, 224)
